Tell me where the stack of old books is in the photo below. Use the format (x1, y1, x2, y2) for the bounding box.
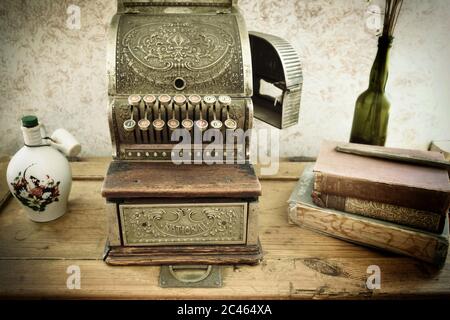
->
(289, 141, 450, 267)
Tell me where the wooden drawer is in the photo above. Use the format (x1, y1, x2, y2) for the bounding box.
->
(119, 203, 248, 246)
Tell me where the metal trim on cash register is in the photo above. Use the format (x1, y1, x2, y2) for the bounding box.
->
(101, 0, 302, 288)
(249, 31, 303, 129)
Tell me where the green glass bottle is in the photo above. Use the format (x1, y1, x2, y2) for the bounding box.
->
(350, 36, 393, 146)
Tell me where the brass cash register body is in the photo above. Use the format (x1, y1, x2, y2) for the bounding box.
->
(101, 0, 302, 269)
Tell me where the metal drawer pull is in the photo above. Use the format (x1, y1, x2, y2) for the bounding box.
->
(169, 265, 212, 283)
(160, 265, 222, 288)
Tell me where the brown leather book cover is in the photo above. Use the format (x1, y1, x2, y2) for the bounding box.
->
(313, 141, 450, 215)
(311, 191, 444, 233)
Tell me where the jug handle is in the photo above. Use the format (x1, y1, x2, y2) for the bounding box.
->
(40, 124, 61, 150)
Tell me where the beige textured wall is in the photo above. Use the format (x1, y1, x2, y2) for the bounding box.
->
(0, 0, 449, 157)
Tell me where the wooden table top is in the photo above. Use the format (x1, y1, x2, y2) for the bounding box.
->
(0, 158, 449, 299)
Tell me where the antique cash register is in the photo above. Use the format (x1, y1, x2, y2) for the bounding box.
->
(101, 0, 302, 287)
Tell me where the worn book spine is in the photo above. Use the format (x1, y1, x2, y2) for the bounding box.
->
(313, 172, 450, 215)
(311, 191, 444, 234)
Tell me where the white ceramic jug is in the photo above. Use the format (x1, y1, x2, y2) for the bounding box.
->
(6, 116, 81, 222)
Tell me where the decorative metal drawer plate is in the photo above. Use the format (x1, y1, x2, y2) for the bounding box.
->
(119, 203, 247, 246)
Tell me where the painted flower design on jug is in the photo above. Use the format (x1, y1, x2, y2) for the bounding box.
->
(10, 164, 61, 212)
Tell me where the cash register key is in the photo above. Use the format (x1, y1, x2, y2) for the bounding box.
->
(218, 95, 232, 106)
(195, 119, 209, 132)
(223, 102, 237, 130)
(182, 118, 194, 131)
(143, 94, 157, 106)
(210, 98, 223, 130)
(138, 108, 151, 131)
(203, 95, 217, 106)
(138, 118, 151, 131)
(188, 94, 202, 106)
(123, 119, 136, 132)
(123, 106, 136, 132)
(128, 94, 141, 106)
(167, 118, 180, 131)
(210, 119, 223, 130)
(153, 118, 165, 132)
(158, 94, 172, 106)
(168, 107, 180, 131)
(173, 94, 187, 106)
(224, 118, 237, 130)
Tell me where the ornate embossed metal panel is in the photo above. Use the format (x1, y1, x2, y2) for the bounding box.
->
(120, 203, 248, 246)
(116, 15, 244, 95)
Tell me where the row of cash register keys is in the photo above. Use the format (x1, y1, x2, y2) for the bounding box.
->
(123, 94, 238, 133)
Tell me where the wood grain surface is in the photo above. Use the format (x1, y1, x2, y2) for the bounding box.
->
(106, 241, 263, 266)
(101, 161, 262, 199)
(0, 159, 449, 299)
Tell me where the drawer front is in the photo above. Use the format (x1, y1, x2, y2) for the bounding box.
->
(119, 203, 248, 246)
